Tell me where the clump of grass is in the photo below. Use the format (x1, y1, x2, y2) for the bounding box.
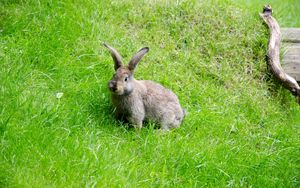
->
(1, 0, 299, 187)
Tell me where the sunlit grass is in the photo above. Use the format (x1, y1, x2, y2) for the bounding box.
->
(1, 0, 299, 187)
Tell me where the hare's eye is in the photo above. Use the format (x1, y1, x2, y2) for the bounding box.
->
(124, 77, 128, 82)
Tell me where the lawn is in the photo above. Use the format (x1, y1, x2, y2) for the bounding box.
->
(1, 0, 299, 187)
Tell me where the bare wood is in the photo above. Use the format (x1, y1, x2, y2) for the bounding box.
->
(281, 28, 300, 43)
(282, 43, 300, 81)
(283, 54, 300, 62)
(282, 43, 300, 55)
(287, 74, 300, 81)
(283, 61, 300, 71)
(284, 62, 300, 74)
(260, 5, 300, 101)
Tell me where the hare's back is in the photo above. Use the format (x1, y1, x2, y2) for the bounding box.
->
(141, 80, 179, 102)
(140, 80, 184, 129)
(140, 80, 183, 116)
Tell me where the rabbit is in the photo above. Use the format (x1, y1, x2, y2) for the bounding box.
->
(104, 43, 185, 131)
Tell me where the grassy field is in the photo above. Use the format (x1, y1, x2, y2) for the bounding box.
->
(1, 0, 300, 187)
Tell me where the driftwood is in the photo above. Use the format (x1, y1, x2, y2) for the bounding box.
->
(259, 5, 300, 102)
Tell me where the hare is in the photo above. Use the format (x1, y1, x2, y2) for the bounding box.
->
(104, 43, 185, 131)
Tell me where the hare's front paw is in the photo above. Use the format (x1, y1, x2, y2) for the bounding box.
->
(128, 117, 143, 129)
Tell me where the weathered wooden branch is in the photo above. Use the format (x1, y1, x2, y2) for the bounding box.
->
(259, 5, 300, 102)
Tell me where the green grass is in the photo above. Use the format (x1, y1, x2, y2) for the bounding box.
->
(1, 0, 300, 187)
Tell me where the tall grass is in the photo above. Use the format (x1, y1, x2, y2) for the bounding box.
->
(1, 0, 299, 187)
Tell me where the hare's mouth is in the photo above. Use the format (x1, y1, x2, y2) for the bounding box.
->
(108, 84, 121, 94)
(109, 87, 124, 95)
(115, 90, 124, 95)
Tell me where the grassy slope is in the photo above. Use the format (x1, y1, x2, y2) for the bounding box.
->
(1, 0, 299, 187)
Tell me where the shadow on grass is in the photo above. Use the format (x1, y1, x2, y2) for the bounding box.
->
(262, 68, 298, 107)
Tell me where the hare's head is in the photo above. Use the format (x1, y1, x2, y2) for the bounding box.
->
(104, 43, 149, 95)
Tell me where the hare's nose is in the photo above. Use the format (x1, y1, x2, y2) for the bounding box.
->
(108, 81, 117, 91)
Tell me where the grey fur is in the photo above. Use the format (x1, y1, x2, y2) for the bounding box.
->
(104, 44, 185, 130)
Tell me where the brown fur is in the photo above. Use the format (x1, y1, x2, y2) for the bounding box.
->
(104, 44, 185, 130)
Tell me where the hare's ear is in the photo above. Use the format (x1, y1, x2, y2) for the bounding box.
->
(103, 43, 123, 70)
(128, 47, 149, 71)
